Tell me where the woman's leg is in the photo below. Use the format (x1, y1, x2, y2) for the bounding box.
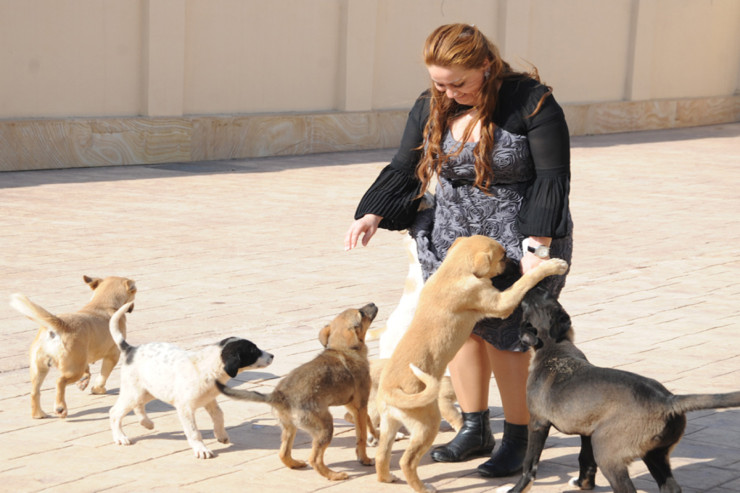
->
(486, 345, 530, 425)
(477, 345, 531, 477)
(449, 334, 490, 412)
(430, 334, 495, 462)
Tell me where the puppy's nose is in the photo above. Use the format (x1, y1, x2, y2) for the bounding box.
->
(361, 302, 378, 319)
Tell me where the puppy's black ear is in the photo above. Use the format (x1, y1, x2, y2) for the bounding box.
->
(220, 338, 259, 378)
(551, 307, 572, 343)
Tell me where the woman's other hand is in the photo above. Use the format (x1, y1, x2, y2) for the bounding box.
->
(344, 214, 383, 251)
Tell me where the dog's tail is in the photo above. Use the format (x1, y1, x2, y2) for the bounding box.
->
(109, 302, 134, 352)
(215, 381, 270, 403)
(384, 364, 441, 409)
(672, 391, 740, 414)
(9, 293, 71, 332)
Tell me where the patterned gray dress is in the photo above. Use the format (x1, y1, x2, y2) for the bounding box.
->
(410, 128, 573, 352)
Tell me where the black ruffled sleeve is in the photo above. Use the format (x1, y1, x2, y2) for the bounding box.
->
(354, 91, 430, 230)
(516, 87, 571, 238)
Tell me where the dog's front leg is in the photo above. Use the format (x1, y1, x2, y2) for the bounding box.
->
(347, 404, 374, 465)
(487, 259, 568, 318)
(176, 407, 213, 459)
(507, 421, 551, 493)
(569, 435, 597, 490)
(204, 400, 229, 444)
(92, 351, 119, 394)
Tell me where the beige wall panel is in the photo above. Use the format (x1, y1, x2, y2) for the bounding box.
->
(0, 0, 143, 118)
(372, 0, 500, 109)
(183, 0, 341, 114)
(527, 0, 632, 104)
(649, 0, 740, 99)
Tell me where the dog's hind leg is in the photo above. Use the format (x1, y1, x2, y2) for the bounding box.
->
(277, 412, 307, 469)
(110, 397, 137, 445)
(53, 373, 79, 418)
(375, 411, 404, 484)
(399, 407, 440, 493)
(204, 400, 229, 444)
(134, 402, 154, 430)
(569, 435, 597, 490)
(306, 409, 348, 480)
(29, 349, 50, 418)
(642, 446, 681, 493)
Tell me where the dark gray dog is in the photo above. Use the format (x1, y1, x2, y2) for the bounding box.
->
(505, 286, 740, 493)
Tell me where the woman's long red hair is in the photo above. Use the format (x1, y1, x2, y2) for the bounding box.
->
(416, 24, 550, 197)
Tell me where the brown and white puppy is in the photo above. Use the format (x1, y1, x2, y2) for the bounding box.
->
(374, 235, 568, 493)
(10, 275, 137, 418)
(502, 287, 740, 493)
(108, 302, 274, 459)
(218, 303, 378, 480)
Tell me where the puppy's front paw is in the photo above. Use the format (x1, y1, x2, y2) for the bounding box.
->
(543, 258, 568, 275)
(216, 434, 230, 444)
(139, 417, 154, 430)
(91, 385, 107, 395)
(114, 436, 132, 446)
(193, 444, 215, 459)
(569, 476, 595, 490)
(377, 472, 399, 484)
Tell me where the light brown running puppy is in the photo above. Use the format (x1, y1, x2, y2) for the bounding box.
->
(374, 235, 568, 493)
(10, 275, 137, 418)
(218, 303, 379, 481)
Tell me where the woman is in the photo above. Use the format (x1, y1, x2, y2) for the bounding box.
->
(344, 23, 572, 478)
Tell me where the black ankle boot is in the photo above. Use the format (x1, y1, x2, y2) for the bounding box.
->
(430, 409, 495, 463)
(477, 421, 528, 477)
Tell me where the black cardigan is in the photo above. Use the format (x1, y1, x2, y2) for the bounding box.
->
(354, 77, 571, 238)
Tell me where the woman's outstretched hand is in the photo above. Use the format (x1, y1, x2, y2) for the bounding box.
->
(344, 214, 383, 251)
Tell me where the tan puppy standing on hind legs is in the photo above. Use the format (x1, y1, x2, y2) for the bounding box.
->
(10, 275, 137, 418)
(374, 235, 568, 493)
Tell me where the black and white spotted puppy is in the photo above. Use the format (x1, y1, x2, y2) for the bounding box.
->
(108, 302, 273, 459)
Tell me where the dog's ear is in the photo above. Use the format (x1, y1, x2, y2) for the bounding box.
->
(84, 275, 102, 290)
(318, 324, 331, 348)
(221, 343, 241, 378)
(126, 280, 137, 295)
(220, 339, 260, 378)
(472, 250, 494, 278)
(551, 307, 572, 343)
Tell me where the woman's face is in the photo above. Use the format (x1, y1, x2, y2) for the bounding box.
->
(427, 63, 488, 106)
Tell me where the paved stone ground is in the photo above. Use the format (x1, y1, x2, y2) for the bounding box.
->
(1, 123, 738, 492)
